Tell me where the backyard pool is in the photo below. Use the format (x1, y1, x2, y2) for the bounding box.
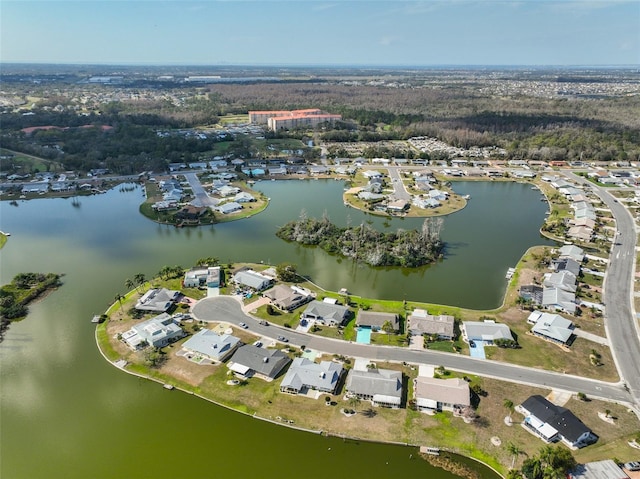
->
(356, 327, 372, 344)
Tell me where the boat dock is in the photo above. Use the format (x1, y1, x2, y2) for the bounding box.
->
(419, 446, 440, 456)
(505, 267, 516, 279)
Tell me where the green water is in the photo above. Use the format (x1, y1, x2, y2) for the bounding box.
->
(0, 180, 549, 478)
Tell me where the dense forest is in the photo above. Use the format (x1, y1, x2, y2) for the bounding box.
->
(276, 213, 445, 267)
(1, 68, 639, 175)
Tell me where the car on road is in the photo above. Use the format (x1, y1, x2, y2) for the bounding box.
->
(277, 335, 288, 342)
(254, 341, 263, 348)
(624, 462, 640, 472)
(259, 320, 268, 326)
(239, 322, 248, 329)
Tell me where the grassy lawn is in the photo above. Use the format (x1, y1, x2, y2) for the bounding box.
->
(0, 233, 7, 249)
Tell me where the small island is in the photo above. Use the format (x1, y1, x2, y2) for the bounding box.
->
(0, 272, 63, 342)
(276, 213, 445, 267)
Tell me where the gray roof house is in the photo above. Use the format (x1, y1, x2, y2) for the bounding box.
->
(414, 376, 471, 412)
(355, 311, 400, 332)
(461, 321, 514, 344)
(301, 300, 350, 327)
(280, 358, 343, 395)
(181, 329, 240, 362)
(544, 271, 577, 293)
(123, 313, 185, 349)
(232, 269, 273, 291)
(569, 460, 629, 479)
(519, 395, 597, 448)
(527, 311, 574, 345)
(227, 345, 291, 381)
(542, 287, 577, 315)
(407, 309, 455, 340)
(263, 284, 314, 312)
(345, 368, 403, 408)
(551, 258, 581, 277)
(135, 288, 181, 312)
(559, 244, 585, 263)
(218, 201, 243, 214)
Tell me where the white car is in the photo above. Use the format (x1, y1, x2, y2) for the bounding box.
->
(239, 322, 248, 329)
(624, 462, 640, 472)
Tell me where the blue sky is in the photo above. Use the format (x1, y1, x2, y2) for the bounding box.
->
(1, 1, 639, 66)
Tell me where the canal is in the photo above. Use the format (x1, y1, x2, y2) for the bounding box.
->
(0, 180, 551, 478)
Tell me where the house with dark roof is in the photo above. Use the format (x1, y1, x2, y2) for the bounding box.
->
(227, 345, 291, 381)
(279, 358, 343, 395)
(518, 395, 597, 449)
(345, 368, 403, 408)
(356, 311, 400, 332)
(301, 300, 350, 327)
(263, 284, 315, 312)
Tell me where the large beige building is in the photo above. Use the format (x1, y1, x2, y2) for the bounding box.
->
(248, 109, 342, 131)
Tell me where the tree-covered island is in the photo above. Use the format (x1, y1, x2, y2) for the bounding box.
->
(0, 273, 63, 342)
(276, 213, 444, 267)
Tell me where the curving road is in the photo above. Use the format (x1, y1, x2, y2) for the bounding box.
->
(192, 295, 633, 405)
(564, 172, 640, 408)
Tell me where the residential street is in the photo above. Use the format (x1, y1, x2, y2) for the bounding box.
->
(192, 295, 633, 406)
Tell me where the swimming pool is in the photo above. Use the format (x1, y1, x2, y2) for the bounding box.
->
(356, 327, 372, 344)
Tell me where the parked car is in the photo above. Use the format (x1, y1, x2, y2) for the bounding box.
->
(469, 340, 476, 348)
(259, 320, 268, 326)
(624, 462, 640, 472)
(239, 322, 248, 329)
(277, 335, 288, 342)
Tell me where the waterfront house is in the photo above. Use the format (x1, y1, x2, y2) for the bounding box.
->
(413, 376, 471, 413)
(234, 192, 255, 203)
(461, 320, 514, 345)
(227, 345, 291, 381)
(527, 311, 574, 345)
(300, 300, 350, 327)
(543, 271, 577, 293)
(542, 287, 577, 315)
(519, 285, 543, 305)
(407, 309, 455, 340)
(551, 258, 581, 277)
(217, 202, 243, 215)
(345, 368, 403, 408)
(518, 395, 597, 448)
(355, 311, 400, 332)
(232, 269, 273, 292)
(183, 266, 220, 289)
(279, 358, 343, 395)
(559, 244, 585, 263)
(263, 284, 315, 312)
(135, 288, 181, 312)
(569, 460, 629, 479)
(122, 313, 185, 349)
(181, 329, 240, 362)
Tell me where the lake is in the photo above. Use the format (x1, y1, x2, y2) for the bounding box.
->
(0, 179, 551, 478)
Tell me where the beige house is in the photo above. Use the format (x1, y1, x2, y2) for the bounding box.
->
(413, 376, 471, 413)
(407, 308, 455, 340)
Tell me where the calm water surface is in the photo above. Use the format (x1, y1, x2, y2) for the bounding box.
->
(0, 180, 550, 478)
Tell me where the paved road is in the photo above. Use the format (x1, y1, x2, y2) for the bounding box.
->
(385, 167, 411, 201)
(564, 172, 640, 408)
(182, 172, 219, 208)
(192, 296, 632, 405)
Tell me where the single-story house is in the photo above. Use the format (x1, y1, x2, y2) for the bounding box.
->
(387, 200, 408, 212)
(413, 376, 471, 413)
(461, 320, 514, 345)
(217, 202, 243, 214)
(542, 287, 577, 315)
(227, 345, 291, 381)
(527, 311, 574, 345)
(569, 460, 629, 479)
(181, 329, 240, 362)
(135, 288, 181, 312)
(355, 311, 400, 332)
(183, 266, 220, 288)
(217, 185, 240, 197)
(263, 284, 314, 312)
(175, 205, 208, 221)
(407, 309, 455, 340)
(551, 258, 581, 277)
(518, 395, 597, 448)
(300, 300, 350, 327)
(280, 358, 343, 395)
(558, 244, 585, 263)
(122, 313, 185, 349)
(234, 192, 255, 203)
(345, 368, 403, 408)
(543, 271, 577, 293)
(232, 269, 273, 292)
(568, 226, 593, 242)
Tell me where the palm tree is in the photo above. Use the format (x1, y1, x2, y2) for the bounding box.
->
(134, 273, 146, 291)
(125, 278, 135, 293)
(158, 266, 172, 280)
(503, 398, 515, 421)
(505, 442, 525, 469)
(114, 293, 124, 310)
(348, 395, 361, 410)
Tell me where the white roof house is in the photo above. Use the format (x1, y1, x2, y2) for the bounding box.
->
(543, 271, 577, 293)
(232, 269, 273, 291)
(218, 202, 243, 214)
(123, 313, 184, 349)
(527, 311, 574, 345)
